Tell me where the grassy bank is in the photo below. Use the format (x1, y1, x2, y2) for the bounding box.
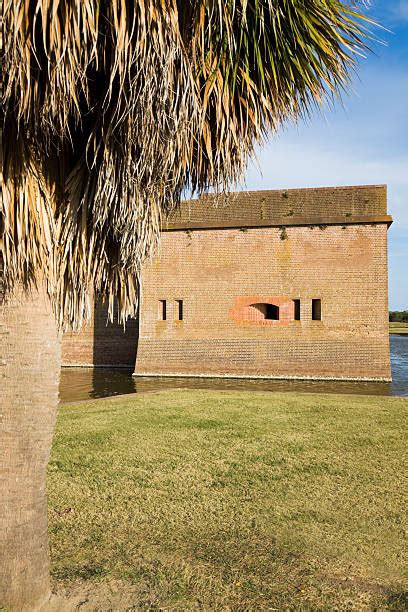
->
(49, 391, 407, 610)
(390, 322, 408, 335)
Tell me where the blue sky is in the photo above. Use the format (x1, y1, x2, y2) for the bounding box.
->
(242, 0, 408, 310)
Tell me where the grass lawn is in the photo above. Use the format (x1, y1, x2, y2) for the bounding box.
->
(390, 322, 408, 335)
(49, 390, 408, 610)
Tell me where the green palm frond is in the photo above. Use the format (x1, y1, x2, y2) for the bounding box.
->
(1, 0, 375, 329)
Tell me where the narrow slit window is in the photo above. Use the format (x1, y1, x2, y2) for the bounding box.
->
(159, 300, 167, 321)
(312, 299, 322, 321)
(175, 299, 183, 321)
(293, 299, 301, 321)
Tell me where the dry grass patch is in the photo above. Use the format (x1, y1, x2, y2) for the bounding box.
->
(49, 390, 408, 610)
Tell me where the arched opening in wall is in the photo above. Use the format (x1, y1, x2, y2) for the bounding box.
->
(249, 303, 280, 321)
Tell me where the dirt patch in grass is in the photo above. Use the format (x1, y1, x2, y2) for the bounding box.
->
(44, 579, 159, 611)
(48, 390, 408, 610)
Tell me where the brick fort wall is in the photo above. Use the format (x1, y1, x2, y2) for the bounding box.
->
(63, 185, 391, 380)
(62, 300, 138, 367)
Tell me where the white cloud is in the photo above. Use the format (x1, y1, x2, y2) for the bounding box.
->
(243, 142, 408, 226)
(241, 61, 408, 229)
(241, 141, 407, 309)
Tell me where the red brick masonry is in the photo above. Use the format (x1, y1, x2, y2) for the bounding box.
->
(63, 185, 392, 381)
(62, 300, 138, 367)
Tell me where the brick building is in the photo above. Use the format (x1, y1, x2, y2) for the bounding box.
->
(62, 185, 392, 381)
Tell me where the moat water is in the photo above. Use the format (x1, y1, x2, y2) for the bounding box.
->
(59, 335, 407, 403)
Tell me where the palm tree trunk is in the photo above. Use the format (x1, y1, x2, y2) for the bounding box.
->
(0, 286, 61, 611)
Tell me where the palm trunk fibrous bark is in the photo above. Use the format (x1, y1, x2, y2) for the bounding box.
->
(0, 286, 61, 611)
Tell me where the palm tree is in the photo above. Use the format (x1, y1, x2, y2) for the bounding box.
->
(1, 1, 373, 608)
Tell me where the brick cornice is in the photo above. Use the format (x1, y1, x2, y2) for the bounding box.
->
(162, 214, 393, 232)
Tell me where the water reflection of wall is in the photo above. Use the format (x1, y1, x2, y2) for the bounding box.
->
(91, 368, 136, 399)
(59, 368, 395, 404)
(59, 337, 407, 404)
(133, 376, 393, 397)
(59, 368, 136, 403)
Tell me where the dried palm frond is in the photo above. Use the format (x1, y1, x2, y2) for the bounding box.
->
(1, 1, 374, 330)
